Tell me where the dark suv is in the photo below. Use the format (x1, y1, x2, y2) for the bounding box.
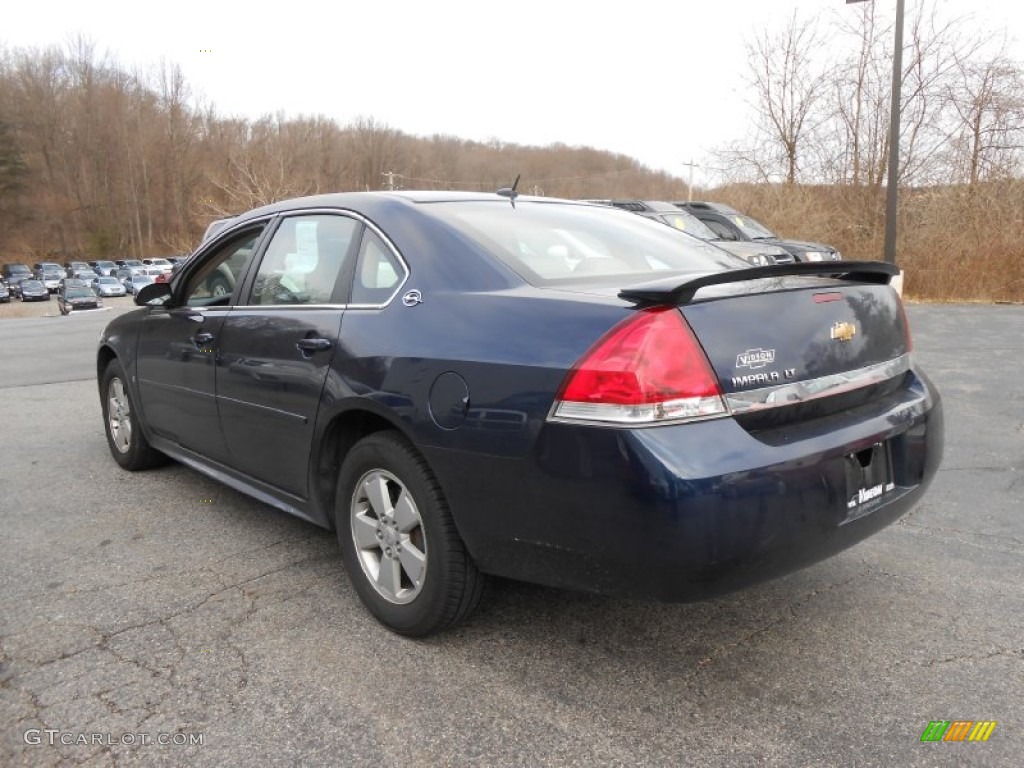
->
(590, 200, 792, 266)
(675, 201, 841, 262)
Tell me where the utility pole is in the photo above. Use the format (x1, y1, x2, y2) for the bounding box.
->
(681, 160, 699, 201)
(382, 170, 397, 191)
(847, 0, 903, 265)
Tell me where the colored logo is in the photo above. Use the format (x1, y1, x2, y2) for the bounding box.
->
(920, 720, 996, 742)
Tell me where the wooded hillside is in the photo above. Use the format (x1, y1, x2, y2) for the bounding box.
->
(0, 33, 1020, 302)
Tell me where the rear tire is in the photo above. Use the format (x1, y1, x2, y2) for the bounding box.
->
(336, 432, 483, 636)
(101, 359, 167, 470)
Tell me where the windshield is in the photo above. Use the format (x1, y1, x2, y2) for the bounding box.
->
(98, 277, 118, 284)
(8, 265, 31, 275)
(134, 276, 154, 284)
(22, 280, 43, 288)
(729, 215, 777, 240)
(66, 288, 95, 298)
(657, 212, 720, 241)
(423, 201, 745, 285)
(149, 259, 171, 266)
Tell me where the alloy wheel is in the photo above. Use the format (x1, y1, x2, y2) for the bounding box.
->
(350, 469, 427, 604)
(106, 377, 132, 454)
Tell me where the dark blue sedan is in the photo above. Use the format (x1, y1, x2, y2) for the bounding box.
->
(96, 192, 943, 636)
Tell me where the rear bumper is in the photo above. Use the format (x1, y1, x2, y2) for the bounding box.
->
(429, 368, 942, 600)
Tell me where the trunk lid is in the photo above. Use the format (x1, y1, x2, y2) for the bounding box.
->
(681, 282, 907, 392)
(679, 281, 909, 424)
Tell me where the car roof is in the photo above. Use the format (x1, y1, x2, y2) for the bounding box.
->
(679, 201, 743, 215)
(217, 191, 598, 234)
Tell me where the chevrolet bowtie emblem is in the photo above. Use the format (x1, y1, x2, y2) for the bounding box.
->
(830, 322, 857, 342)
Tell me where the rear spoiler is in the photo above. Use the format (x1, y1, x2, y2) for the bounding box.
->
(618, 261, 899, 306)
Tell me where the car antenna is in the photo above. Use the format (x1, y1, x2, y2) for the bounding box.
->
(496, 174, 521, 208)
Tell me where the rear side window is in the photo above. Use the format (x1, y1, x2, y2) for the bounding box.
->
(350, 231, 406, 305)
(249, 215, 358, 306)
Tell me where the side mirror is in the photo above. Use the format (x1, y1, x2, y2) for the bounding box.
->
(135, 282, 172, 307)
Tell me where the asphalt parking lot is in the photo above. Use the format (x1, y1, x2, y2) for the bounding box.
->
(0, 302, 1021, 767)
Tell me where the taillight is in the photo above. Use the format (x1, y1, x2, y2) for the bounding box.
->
(551, 307, 726, 425)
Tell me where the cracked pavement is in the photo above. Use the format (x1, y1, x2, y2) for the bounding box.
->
(0, 303, 1021, 766)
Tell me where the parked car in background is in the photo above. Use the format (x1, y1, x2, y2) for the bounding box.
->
(58, 282, 102, 314)
(126, 274, 155, 295)
(92, 276, 127, 297)
(202, 217, 235, 242)
(142, 257, 174, 275)
(88, 260, 120, 277)
(2, 263, 33, 295)
(590, 201, 791, 266)
(72, 268, 100, 284)
(0, 277, 9, 302)
(115, 259, 147, 275)
(96, 191, 941, 636)
(17, 279, 50, 302)
(64, 261, 92, 278)
(32, 263, 66, 292)
(675, 202, 841, 262)
(115, 267, 135, 288)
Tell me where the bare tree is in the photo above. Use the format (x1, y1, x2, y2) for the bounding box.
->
(828, 0, 893, 186)
(741, 12, 834, 184)
(945, 51, 1024, 185)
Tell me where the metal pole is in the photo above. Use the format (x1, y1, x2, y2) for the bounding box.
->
(884, 0, 904, 265)
(682, 160, 698, 201)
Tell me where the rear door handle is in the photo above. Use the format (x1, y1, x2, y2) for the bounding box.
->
(191, 332, 215, 347)
(296, 337, 332, 354)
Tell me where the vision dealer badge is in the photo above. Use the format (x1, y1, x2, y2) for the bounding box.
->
(735, 348, 776, 369)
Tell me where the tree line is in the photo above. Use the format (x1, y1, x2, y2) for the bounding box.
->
(0, 0, 1021, 302)
(0, 39, 680, 261)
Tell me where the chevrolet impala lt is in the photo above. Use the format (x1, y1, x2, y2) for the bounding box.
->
(96, 192, 943, 635)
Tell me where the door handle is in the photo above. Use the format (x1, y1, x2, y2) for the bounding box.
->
(296, 337, 332, 354)
(191, 332, 215, 347)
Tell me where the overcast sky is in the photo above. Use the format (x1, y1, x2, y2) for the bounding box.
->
(4, 0, 1022, 183)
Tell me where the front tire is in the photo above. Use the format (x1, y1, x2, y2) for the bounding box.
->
(336, 432, 483, 636)
(101, 359, 167, 470)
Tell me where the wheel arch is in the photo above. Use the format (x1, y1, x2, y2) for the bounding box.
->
(96, 344, 118, 397)
(313, 404, 418, 531)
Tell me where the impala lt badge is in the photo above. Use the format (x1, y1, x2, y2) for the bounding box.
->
(831, 322, 857, 342)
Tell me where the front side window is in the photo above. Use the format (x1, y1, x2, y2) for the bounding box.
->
(248, 215, 358, 306)
(184, 229, 263, 307)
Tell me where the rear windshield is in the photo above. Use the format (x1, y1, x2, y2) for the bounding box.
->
(422, 201, 744, 285)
